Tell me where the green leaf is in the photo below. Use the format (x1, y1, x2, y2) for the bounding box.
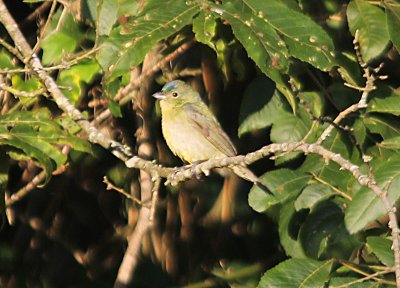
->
(1, 137, 54, 185)
(42, 33, 77, 61)
(367, 236, 394, 267)
(192, 10, 217, 49)
(257, 258, 332, 288)
(260, 169, 311, 202)
(57, 60, 100, 105)
(249, 169, 311, 213)
(97, 0, 118, 36)
(11, 75, 42, 92)
(295, 183, 336, 211)
(241, 0, 336, 70)
(210, 1, 296, 111)
(363, 114, 400, 140)
(248, 188, 275, 213)
(353, 118, 367, 146)
(108, 99, 123, 118)
(0, 109, 91, 184)
(347, 0, 390, 63)
(117, 0, 141, 17)
(41, 13, 83, 65)
(299, 201, 345, 258)
(59, 60, 100, 84)
(385, 0, 400, 53)
(279, 200, 307, 258)
(57, 75, 82, 105)
(335, 52, 364, 87)
(270, 114, 309, 144)
(213, 1, 288, 72)
(380, 136, 400, 149)
(0, 50, 14, 69)
(99, 0, 200, 80)
(368, 87, 400, 116)
(345, 156, 400, 233)
(238, 76, 290, 137)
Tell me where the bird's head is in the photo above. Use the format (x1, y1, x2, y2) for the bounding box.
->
(152, 80, 201, 105)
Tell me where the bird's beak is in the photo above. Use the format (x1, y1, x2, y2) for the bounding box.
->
(152, 91, 166, 100)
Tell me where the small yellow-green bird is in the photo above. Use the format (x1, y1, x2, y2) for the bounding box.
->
(153, 80, 269, 193)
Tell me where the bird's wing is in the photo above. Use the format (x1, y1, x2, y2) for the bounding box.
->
(183, 103, 237, 157)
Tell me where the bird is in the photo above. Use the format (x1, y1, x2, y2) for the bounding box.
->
(153, 80, 270, 193)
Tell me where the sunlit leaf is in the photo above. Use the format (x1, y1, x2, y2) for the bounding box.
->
(192, 10, 217, 49)
(97, 0, 118, 36)
(295, 183, 336, 211)
(367, 236, 394, 267)
(257, 258, 332, 288)
(385, 0, 400, 53)
(345, 156, 400, 233)
(347, 0, 390, 62)
(98, 0, 200, 80)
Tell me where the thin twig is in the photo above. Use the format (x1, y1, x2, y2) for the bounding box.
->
(103, 176, 145, 206)
(336, 260, 395, 286)
(316, 30, 377, 145)
(32, 0, 57, 54)
(311, 173, 352, 201)
(0, 82, 45, 98)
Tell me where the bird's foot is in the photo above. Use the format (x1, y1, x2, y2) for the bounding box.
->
(168, 161, 206, 186)
(190, 161, 206, 180)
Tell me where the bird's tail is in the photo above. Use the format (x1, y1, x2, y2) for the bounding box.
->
(231, 165, 272, 195)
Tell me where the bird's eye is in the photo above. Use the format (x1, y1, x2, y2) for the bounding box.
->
(172, 92, 178, 97)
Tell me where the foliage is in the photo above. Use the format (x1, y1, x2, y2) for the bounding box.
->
(1, 0, 400, 287)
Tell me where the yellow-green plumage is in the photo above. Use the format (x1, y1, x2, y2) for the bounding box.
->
(153, 80, 268, 190)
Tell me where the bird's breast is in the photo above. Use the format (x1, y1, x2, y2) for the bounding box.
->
(161, 113, 226, 163)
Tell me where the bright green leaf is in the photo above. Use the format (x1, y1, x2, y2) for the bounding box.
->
(99, 0, 200, 80)
(380, 136, 400, 149)
(295, 183, 336, 211)
(345, 156, 400, 234)
(0, 109, 91, 184)
(242, 0, 336, 70)
(57, 75, 82, 105)
(0, 50, 14, 69)
(59, 61, 100, 84)
(97, 0, 118, 36)
(363, 114, 400, 140)
(192, 10, 217, 49)
(210, 1, 297, 111)
(257, 258, 332, 288)
(270, 114, 309, 143)
(368, 87, 400, 116)
(385, 0, 400, 53)
(249, 169, 311, 212)
(367, 236, 394, 267)
(42, 32, 78, 65)
(347, 0, 390, 62)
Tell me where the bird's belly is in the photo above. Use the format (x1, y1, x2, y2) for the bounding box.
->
(162, 121, 225, 163)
